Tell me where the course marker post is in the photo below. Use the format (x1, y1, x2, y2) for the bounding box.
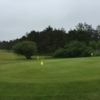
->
(40, 60, 44, 66)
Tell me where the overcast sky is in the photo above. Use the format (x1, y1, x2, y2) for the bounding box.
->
(0, 0, 100, 41)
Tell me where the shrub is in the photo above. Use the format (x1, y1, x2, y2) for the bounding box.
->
(54, 41, 93, 58)
(13, 41, 37, 59)
(53, 48, 68, 58)
(93, 50, 100, 56)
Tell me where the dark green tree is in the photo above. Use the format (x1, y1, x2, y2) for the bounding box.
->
(38, 26, 67, 54)
(68, 23, 99, 42)
(13, 41, 37, 59)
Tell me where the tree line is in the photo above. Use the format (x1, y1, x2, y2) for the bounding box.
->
(1, 23, 100, 58)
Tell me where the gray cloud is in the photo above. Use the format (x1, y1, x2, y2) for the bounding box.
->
(0, 0, 100, 40)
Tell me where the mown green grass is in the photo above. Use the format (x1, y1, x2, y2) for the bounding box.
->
(0, 50, 100, 100)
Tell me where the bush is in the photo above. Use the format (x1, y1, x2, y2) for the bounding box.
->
(54, 41, 93, 58)
(53, 48, 68, 58)
(93, 50, 100, 56)
(13, 41, 37, 59)
(89, 41, 100, 56)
